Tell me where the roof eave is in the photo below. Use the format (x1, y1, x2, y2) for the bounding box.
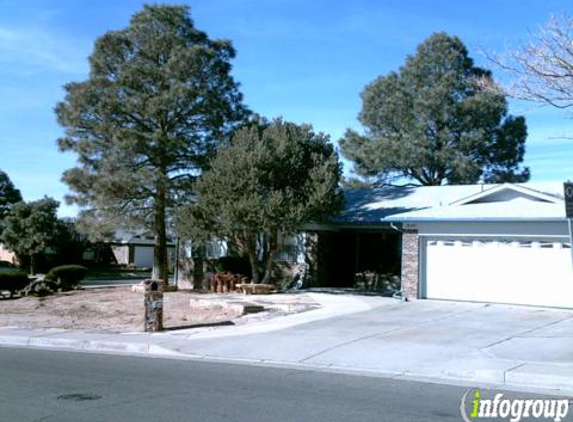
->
(450, 183, 563, 206)
(385, 217, 567, 223)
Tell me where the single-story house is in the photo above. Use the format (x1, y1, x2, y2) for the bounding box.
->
(310, 182, 573, 309)
(104, 230, 176, 269)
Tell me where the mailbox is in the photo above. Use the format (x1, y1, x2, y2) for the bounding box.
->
(143, 279, 163, 332)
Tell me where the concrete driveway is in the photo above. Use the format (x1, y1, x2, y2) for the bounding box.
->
(2, 294, 573, 393)
(172, 296, 573, 392)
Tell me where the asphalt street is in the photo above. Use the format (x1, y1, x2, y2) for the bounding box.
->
(0, 347, 483, 422)
(2, 347, 569, 422)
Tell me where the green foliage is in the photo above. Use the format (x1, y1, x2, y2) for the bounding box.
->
(1, 197, 60, 274)
(55, 4, 248, 281)
(52, 218, 90, 266)
(481, 115, 530, 183)
(181, 118, 343, 284)
(45, 265, 88, 291)
(0, 271, 30, 298)
(340, 32, 530, 186)
(0, 170, 22, 234)
(0, 260, 17, 269)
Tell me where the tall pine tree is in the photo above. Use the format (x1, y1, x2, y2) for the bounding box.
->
(340, 33, 529, 186)
(56, 5, 248, 281)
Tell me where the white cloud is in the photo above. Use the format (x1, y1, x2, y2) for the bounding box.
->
(0, 25, 89, 75)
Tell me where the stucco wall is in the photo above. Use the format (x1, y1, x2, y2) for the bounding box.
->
(414, 221, 569, 239)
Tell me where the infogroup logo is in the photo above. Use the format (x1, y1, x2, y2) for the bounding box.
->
(460, 389, 570, 422)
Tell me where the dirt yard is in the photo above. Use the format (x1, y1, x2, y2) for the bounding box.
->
(0, 287, 244, 332)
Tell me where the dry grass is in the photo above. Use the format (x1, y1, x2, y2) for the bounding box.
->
(0, 287, 243, 332)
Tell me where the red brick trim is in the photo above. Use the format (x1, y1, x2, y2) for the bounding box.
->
(401, 229, 419, 300)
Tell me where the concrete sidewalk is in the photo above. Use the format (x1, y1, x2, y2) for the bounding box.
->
(1, 293, 572, 396)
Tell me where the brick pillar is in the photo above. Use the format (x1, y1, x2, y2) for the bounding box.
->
(401, 229, 419, 300)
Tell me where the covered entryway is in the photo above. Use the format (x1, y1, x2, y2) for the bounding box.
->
(309, 230, 401, 288)
(423, 237, 573, 308)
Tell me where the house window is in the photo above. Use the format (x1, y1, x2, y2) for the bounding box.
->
(184, 241, 193, 259)
(275, 232, 306, 264)
(205, 238, 228, 259)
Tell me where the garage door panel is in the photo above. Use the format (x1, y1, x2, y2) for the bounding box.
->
(425, 239, 573, 308)
(134, 246, 154, 268)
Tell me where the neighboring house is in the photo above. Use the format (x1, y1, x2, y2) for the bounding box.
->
(108, 230, 176, 269)
(308, 182, 572, 309)
(0, 243, 17, 264)
(0, 243, 58, 270)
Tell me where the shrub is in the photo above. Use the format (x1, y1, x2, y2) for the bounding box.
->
(45, 265, 88, 291)
(0, 260, 17, 268)
(0, 271, 30, 298)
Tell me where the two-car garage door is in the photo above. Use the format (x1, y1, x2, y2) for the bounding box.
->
(424, 238, 573, 308)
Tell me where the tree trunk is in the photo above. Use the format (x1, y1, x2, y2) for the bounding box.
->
(29, 254, 36, 276)
(192, 242, 205, 290)
(242, 231, 259, 284)
(152, 182, 169, 283)
(261, 229, 278, 285)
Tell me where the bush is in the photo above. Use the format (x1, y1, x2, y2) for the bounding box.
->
(0, 271, 30, 298)
(0, 260, 17, 268)
(45, 265, 88, 291)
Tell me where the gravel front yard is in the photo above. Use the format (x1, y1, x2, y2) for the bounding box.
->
(0, 287, 319, 332)
(0, 287, 243, 332)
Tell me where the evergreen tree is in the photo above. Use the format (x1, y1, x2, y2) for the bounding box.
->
(1, 197, 59, 275)
(181, 119, 343, 284)
(0, 170, 22, 234)
(340, 33, 529, 186)
(56, 5, 248, 282)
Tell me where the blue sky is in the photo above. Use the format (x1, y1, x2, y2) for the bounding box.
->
(1, 0, 572, 217)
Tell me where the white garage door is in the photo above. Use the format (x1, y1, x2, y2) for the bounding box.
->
(424, 238, 573, 308)
(133, 246, 154, 268)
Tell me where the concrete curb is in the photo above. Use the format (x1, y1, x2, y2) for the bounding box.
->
(2, 295, 572, 396)
(505, 364, 573, 392)
(0, 334, 186, 358)
(1, 332, 572, 396)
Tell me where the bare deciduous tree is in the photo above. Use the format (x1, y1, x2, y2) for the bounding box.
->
(491, 13, 573, 109)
